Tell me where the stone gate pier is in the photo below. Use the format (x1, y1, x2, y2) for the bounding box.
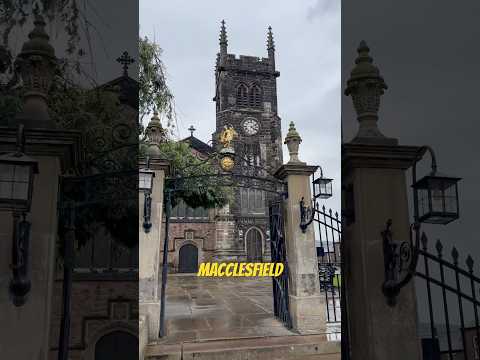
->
(274, 122, 327, 334)
(342, 41, 422, 360)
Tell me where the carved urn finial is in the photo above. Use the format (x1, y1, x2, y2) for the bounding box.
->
(14, 11, 57, 128)
(284, 121, 304, 164)
(144, 111, 166, 156)
(345, 41, 392, 143)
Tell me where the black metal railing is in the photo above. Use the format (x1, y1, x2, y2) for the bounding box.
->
(415, 232, 480, 360)
(313, 204, 342, 325)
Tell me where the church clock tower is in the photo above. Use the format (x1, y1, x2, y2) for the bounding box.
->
(212, 21, 283, 262)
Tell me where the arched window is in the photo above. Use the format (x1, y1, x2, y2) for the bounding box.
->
(249, 85, 262, 108)
(236, 84, 248, 107)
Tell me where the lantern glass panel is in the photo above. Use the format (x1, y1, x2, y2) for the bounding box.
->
(417, 187, 430, 219)
(314, 178, 333, 199)
(0, 163, 31, 206)
(139, 170, 154, 192)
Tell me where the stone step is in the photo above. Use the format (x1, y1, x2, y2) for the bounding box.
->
(145, 334, 340, 360)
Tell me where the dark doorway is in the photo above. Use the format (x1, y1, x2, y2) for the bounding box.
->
(178, 244, 198, 273)
(95, 331, 137, 360)
(246, 228, 263, 261)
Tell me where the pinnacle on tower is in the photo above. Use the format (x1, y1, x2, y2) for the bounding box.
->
(267, 26, 275, 51)
(219, 20, 228, 52)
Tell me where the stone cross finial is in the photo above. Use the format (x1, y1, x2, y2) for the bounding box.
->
(188, 125, 196, 137)
(116, 51, 135, 76)
(267, 26, 275, 51)
(345, 41, 390, 142)
(284, 121, 304, 164)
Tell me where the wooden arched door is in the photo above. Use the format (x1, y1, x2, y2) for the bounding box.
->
(246, 228, 263, 262)
(178, 244, 198, 273)
(95, 331, 137, 360)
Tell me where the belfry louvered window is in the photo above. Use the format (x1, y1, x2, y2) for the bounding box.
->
(242, 143, 261, 166)
(236, 84, 248, 106)
(250, 85, 262, 108)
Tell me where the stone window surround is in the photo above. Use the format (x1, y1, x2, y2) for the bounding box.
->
(235, 82, 263, 108)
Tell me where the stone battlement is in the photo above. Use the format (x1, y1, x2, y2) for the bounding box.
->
(223, 53, 273, 72)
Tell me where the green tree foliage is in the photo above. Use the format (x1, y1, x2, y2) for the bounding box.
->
(141, 141, 232, 210)
(139, 36, 175, 130)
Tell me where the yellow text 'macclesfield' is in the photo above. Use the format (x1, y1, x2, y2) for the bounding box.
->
(197, 262, 284, 277)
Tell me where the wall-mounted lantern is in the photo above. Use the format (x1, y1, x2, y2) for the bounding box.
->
(412, 172, 460, 225)
(139, 168, 155, 193)
(382, 146, 461, 305)
(312, 167, 333, 200)
(0, 125, 38, 306)
(139, 162, 155, 233)
(411, 146, 461, 225)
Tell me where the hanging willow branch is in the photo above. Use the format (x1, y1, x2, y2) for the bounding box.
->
(0, 0, 98, 90)
(1, 1, 81, 49)
(139, 36, 176, 131)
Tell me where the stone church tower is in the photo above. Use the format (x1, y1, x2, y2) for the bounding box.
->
(212, 21, 283, 262)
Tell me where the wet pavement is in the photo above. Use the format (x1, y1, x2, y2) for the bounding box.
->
(159, 274, 297, 344)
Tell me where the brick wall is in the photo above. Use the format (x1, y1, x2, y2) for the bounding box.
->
(49, 277, 138, 359)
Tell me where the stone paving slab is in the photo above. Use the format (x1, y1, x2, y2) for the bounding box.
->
(148, 275, 341, 359)
(159, 275, 297, 344)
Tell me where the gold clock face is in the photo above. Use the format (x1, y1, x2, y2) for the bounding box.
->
(220, 156, 235, 171)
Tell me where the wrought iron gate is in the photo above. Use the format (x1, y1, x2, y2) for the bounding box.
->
(415, 233, 480, 360)
(309, 171, 348, 354)
(314, 205, 342, 324)
(312, 202, 351, 359)
(269, 199, 292, 329)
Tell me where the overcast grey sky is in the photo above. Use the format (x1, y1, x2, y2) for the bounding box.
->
(140, 0, 341, 210)
(343, 0, 480, 328)
(343, 0, 480, 257)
